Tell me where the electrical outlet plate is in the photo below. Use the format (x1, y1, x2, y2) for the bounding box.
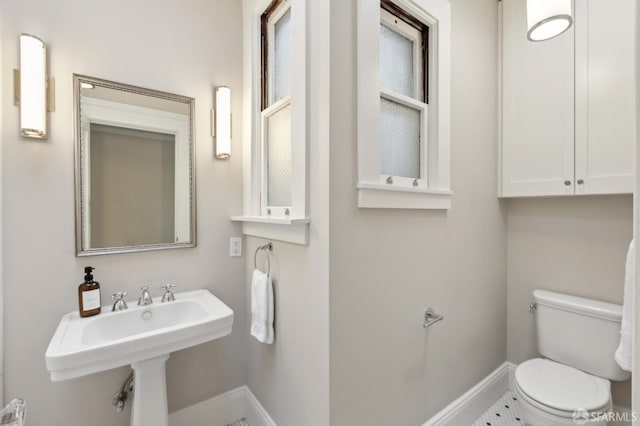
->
(230, 237, 242, 257)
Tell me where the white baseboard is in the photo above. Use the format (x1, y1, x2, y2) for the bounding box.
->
(169, 386, 276, 426)
(172, 365, 626, 426)
(423, 362, 516, 426)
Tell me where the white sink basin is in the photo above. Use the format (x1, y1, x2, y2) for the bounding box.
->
(46, 289, 233, 381)
(46, 289, 233, 426)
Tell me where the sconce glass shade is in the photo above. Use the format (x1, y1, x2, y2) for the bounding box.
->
(19, 34, 48, 139)
(215, 86, 231, 159)
(527, 0, 573, 42)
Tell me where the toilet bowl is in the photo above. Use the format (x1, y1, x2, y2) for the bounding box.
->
(514, 358, 611, 426)
(515, 290, 630, 426)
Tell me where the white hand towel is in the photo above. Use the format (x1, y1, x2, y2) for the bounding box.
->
(250, 269, 274, 344)
(615, 240, 633, 372)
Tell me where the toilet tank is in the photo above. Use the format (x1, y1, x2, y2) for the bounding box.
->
(534, 289, 630, 381)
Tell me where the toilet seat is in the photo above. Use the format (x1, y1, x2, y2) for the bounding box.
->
(515, 358, 611, 416)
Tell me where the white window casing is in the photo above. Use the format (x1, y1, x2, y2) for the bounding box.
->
(234, 0, 309, 244)
(357, 0, 452, 209)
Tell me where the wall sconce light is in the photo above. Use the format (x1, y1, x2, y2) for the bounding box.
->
(527, 0, 573, 42)
(14, 34, 55, 139)
(212, 86, 231, 159)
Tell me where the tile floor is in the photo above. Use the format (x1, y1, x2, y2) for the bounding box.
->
(472, 391, 525, 426)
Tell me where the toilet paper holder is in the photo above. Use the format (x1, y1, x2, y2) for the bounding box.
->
(423, 308, 444, 328)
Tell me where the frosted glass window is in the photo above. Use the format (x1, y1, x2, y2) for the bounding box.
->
(266, 104, 292, 206)
(273, 9, 292, 102)
(380, 24, 414, 97)
(380, 98, 420, 179)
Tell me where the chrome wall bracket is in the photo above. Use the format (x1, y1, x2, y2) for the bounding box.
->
(254, 242, 273, 275)
(423, 308, 444, 328)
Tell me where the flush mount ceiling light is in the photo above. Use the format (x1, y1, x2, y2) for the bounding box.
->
(212, 86, 231, 159)
(14, 34, 55, 139)
(527, 0, 573, 42)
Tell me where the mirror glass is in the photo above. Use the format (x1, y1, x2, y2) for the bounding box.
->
(74, 75, 196, 256)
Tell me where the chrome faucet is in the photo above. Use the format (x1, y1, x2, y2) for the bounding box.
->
(160, 284, 177, 302)
(0, 398, 26, 426)
(112, 292, 128, 311)
(137, 286, 153, 306)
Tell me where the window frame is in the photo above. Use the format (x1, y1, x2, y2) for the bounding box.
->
(260, 0, 294, 217)
(357, 0, 452, 210)
(379, 7, 429, 184)
(234, 0, 309, 244)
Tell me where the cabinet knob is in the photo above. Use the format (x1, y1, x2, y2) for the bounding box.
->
(577, 179, 584, 185)
(564, 180, 571, 186)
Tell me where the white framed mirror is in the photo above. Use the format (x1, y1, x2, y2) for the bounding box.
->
(74, 75, 196, 256)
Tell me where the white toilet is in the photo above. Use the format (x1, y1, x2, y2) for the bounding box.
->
(514, 290, 631, 426)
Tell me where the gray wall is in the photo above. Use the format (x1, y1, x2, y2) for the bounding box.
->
(244, 1, 331, 425)
(329, 0, 507, 424)
(506, 195, 633, 407)
(1, 0, 246, 424)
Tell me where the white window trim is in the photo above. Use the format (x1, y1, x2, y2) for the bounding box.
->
(235, 0, 309, 244)
(357, 0, 452, 209)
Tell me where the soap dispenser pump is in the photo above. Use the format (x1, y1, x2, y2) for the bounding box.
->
(78, 266, 101, 317)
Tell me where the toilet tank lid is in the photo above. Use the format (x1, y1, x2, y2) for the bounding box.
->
(533, 290, 622, 322)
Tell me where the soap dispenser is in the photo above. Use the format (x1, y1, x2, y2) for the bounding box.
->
(78, 266, 101, 317)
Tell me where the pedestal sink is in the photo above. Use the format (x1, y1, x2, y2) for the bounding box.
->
(45, 289, 233, 426)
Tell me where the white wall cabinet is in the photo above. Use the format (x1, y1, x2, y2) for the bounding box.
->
(500, 0, 635, 197)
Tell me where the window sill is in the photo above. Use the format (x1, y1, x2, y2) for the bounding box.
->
(230, 216, 310, 245)
(357, 182, 452, 209)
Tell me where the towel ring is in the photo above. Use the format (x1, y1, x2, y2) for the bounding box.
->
(254, 243, 273, 275)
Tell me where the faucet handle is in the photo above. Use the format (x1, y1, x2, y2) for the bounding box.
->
(112, 292, 128, 311)
(137, 286, 153, 306)
(160, 284, 176, 302)
(112, 292, 127, 300)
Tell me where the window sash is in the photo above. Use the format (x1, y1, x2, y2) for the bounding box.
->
(260, 96, 293, 216)
(380, 8, 424, 101)
(267, 2, 292, 105)
(262, 0, 291, 110)
(380, 89, 429, 187)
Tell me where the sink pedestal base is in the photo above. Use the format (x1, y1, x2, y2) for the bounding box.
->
(131, 354, 170, 426)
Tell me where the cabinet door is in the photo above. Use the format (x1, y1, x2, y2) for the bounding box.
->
(500, 0, 575, 197)
(574, 0, 635, 195)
